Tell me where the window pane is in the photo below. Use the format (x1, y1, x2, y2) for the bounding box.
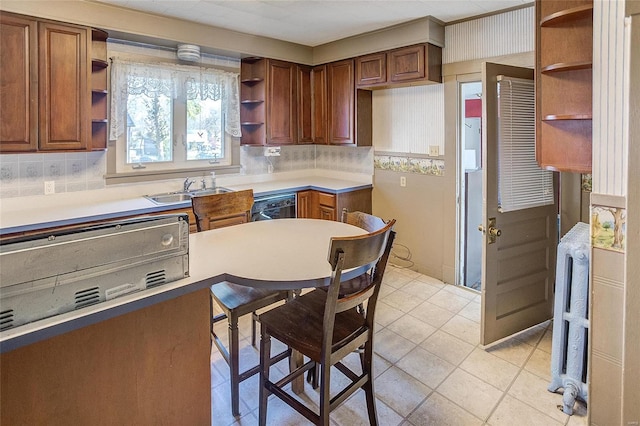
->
(186, 98, 223, 161)
(126, 93, 173, 164)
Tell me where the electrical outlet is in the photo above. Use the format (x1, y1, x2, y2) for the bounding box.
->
(400, 176, 406, 187)
(44, 181, 55, 195)
(264, 146, 281, 157)
(429, 145, 440, 157)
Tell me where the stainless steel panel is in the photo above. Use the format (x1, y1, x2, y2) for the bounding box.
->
(0, 214, 189, 330)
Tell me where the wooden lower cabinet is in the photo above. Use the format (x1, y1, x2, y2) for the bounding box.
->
(0, 288, 211, 425)
(297, 188, 372, 221)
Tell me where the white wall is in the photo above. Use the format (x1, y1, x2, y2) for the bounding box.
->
(372, 85, 445, 155)
(372, 6, 535, 282)
(443, 6, 534, 64)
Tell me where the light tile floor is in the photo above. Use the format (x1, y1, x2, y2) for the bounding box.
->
(210, 265, 588, 426)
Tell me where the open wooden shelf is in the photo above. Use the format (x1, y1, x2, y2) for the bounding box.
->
(540, 4, 593, 26)
(543, 114, 592, 121)
(92, 59, 108, 70)
(536, 0, 593, 173)
(240, 78, 263, 84)
(541, 61, 592, 73)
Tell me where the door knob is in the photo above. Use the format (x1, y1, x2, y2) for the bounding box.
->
(480, 218, 501, 244)
(488, 226, 501, 237)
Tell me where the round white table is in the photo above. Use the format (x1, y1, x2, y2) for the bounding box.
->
(188, 218, 368, 290)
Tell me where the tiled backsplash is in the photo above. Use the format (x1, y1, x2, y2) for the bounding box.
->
(0, 145, 373, 199)
(0, 152, 107, 198)
(241, 145, 373, 175)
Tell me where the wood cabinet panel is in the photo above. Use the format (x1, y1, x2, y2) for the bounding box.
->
(311, 65, 328, 144)
(356, 43, 442, 89)
(327, 59, 355, 145)
(296, 190, 313, 218)
(389, 44, 425, 82)
(336, 188, 373, 217)
(1, 13, 105, 153)
(266, 59, 296, 145)
(0, 288, 211, 425)
(0, 12, 38, 152)
(297, 188, 371, 221)
(319, 205, 336, 221)
(296, 65, 313, 144)
(355, 52, 386, 86)
(38, 21, 90, 151)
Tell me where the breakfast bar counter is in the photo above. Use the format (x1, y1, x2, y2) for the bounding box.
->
(0, 219, 365, 425)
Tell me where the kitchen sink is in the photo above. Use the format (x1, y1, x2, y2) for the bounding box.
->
(145, 187, 233, 205)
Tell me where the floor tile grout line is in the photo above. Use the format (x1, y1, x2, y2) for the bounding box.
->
(211, 272, 575, 426)
(480, 321, 565, 426)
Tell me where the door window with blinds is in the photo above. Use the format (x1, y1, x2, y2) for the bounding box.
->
(497, 75, 554, 212)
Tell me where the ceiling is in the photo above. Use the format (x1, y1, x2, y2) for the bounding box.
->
(91, 0, 531, 47)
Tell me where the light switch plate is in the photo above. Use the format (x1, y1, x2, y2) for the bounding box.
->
(429, 145, 440, 157)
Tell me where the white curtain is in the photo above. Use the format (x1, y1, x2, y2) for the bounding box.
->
(109, 59, 241, 141)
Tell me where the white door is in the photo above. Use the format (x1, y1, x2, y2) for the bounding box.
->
(480, 62, 558, 346)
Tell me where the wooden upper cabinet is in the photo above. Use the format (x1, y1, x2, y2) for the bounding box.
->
(1, 12, 104, 153)
(38, 21, 90, 151)
(356, 43, 442, 89)
(389, 45, 425, 82)
(0, 12, 38, 152)
(296, 65, 313, 144)
(326, 59, 372, 147)
(536, 0, 593, 173)
(355, 52, 386, 86)
(327, 59, 355, 145)
(241, 58, 311, 145)
(311, 65, 328, 144)
(266, 59, 296, 145)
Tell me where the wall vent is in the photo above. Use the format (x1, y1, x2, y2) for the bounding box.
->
(146, 270, 166, 288)
(0, 309, 14, 330)
(75, 287, 101, 309)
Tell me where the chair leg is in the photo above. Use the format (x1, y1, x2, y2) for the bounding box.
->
(258, 330, 272, 426)
(319, 362, 331, 426)
(362, 341, 378, 426)
(251, 312, 258, 348)
(228, 313, 241, 417)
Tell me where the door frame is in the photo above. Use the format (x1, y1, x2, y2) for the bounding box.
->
(455, 72, 482, 288)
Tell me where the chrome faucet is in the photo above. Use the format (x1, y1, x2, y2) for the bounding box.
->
(183, 177, 194, 192)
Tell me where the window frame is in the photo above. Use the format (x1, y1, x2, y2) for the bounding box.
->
(105, 41, 241, 185)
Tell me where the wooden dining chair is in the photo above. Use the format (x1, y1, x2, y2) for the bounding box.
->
(192, 189, 290, 417)
(257, 219, 396, 426)
(305, 209, 393, 388)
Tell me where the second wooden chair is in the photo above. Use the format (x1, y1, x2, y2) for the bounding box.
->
(192, 189, 290, 417)
(258, 219, 396, 425)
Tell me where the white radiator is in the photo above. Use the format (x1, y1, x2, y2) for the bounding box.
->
(548, 222, 590, 415)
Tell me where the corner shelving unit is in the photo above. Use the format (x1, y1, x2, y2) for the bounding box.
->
(536, 0, 593, 173)
(240, 58, 266, 145)
(91, 29, 109, 151)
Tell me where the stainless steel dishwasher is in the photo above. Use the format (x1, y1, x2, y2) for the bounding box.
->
(250, 193, 296, 221)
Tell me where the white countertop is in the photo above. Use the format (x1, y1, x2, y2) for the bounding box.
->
(0, 219, 366, 352)
(0, 170, 372, 234)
